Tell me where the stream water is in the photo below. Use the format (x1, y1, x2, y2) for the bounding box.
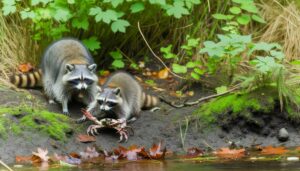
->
(8, 160, 300, 171)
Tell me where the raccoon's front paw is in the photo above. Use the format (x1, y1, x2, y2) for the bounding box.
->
(62, 111, 70, 116)
(76, 116, 87, 124)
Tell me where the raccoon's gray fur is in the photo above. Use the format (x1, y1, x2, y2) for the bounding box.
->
(41, 38, 98, 115)
(77, 71, 158, 122)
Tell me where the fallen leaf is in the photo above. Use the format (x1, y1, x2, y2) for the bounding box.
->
(32, 148, 50, 163)
(15, 155, 32, 163)
(76, 134, 96, 143)
(18, 63, 34, 73)
(187, 91, 194, 96)
(185, 147, 204, 158)
(214, 147, 245, 159)
(149, 142, 166, 159)
(157, 68, 169, 79)
(79, 147, 100, 160)
(261, 146, 288, 155)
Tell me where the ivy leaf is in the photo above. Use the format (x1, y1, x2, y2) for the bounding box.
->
(82, 37, 101, 51)
(20, 9, 36, 19)
(112, 59, 125, 68)
(89, 7, 103, 22)
(212, 14, 234, 20)
(2, 4, 16, 15)
(111, 19, 130, 33)
(130, 2, 145, 13)
(149, 0, 166, 5)
(109, 51, 122, 59)
(237, 14, 251, 25)
(72, 18, 89, 30)
(185, 0, 201, 9)
(104, 0, 124, 8)
(229, 6, 241, 14)
(166, 1, 189, 18)
(102, 10, 118, 24)
(172, 64, 187, 74)
(252, 14, 266, 23)
(53, 8, 71, 22)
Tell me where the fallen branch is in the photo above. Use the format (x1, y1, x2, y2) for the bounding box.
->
(160, 86, 239, 108)
(0, 159, 14, 171)
(137, 21, 185, 80)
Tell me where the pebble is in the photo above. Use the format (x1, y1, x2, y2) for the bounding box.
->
(278, 128, 289, 142)
(287, 157, 299, 161)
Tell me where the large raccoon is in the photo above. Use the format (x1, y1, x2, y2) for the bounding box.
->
(77, 71, 158, 122)
(10, 38, 99, 115)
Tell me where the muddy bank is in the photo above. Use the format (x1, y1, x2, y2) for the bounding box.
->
(1, 87, 300, 164)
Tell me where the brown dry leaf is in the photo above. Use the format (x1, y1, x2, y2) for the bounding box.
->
(98, 77, 107, 85)
(185, 147, 204, 158)
(76, 134, 96, 143)
(15, 155, 33, 163)
(18, 63, 33, 73)
(157, 68, 169, 79)
(261, 146, 288, 155)
(149, 142, 166, 159)
(214, 147, 245, 159)
(32, 148, 50, 162)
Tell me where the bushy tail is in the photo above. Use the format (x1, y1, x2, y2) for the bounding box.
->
(10, 69, 42, 88)
(142, 92, 159, 109)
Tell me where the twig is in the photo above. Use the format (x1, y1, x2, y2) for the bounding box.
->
(160, 86, 240, 108)
(202, 140, 215, 151)
(137, 22, 185, 79)
(0, 160, 14, 171)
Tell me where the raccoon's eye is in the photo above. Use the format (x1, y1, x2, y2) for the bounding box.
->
(97, 99, 104, 105)
(107, 101, 117, 107)
(84, 78, 94, 85)
(68, 78, 80, 85)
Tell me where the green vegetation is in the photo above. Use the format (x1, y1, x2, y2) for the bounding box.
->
(1, 0, 300, 126)
(0, 107, 73, 141)
(195, 88, 276, 124)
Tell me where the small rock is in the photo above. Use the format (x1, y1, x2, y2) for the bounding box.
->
(287, 157, 299, 161)
(278, 128, 289, 142)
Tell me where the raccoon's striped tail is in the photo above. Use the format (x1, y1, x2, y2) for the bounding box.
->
(141, 92, 159, 109)
(10, 69, 43, 88)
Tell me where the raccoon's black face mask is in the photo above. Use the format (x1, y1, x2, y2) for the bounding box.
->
(63, 64, 98, 90)
(97, 87, 121, 111)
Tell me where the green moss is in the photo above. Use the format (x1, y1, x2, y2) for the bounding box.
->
(194, 87, 277, 124)
(0, 107, 73, 141)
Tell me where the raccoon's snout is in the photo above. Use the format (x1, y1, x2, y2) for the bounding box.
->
(99, 105, 111, 111)
(75, 83, 88, 90)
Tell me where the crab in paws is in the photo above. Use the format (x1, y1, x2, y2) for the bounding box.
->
(81, 109, 134, 142)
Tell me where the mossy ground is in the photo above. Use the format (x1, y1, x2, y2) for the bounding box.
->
(0, 107, 73, 141)
(194, 87, 278, 124)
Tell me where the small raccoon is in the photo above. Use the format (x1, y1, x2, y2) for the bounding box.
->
(77, 71, 158, 122)
(10, 38, 99, 115)
(10, 69, 43, 88)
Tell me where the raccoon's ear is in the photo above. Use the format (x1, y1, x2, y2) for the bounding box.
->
(65, 64, 74, 72)
(88, 64, 97, 72)
(113, 87, 121, 95)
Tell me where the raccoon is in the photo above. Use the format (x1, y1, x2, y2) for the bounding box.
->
(10, 69, 43, 88)
(11, 38, 99, 115)
(77, 71, 158, 122)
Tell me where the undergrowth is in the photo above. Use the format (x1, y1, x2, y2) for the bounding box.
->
(0, 107, 73, 141)
(195, 87, 277, 124)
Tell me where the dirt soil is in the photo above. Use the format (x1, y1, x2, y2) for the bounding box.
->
(1, 84, 300, 164)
